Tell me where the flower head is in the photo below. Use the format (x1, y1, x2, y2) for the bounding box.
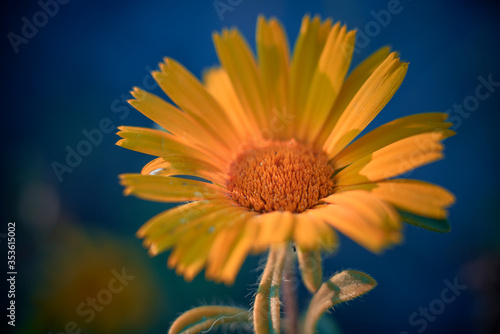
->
(118, 15, 455, 285)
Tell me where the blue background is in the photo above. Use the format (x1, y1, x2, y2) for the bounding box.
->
(2, 0, 500, 333)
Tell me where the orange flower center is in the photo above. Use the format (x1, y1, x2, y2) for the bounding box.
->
(227, 139, 335, 213)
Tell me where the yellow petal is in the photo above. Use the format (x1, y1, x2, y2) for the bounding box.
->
(203, 67, 258, 142)
(336, 46, 393, 105)
(294, 213, 337, 252)
(206, 219, 244, 281)
(176, 231, 216, 281)
(256, 16, 290, 136)
(334, 113, 454, 168)
(250, 211, 295, 251)
(167, 205, 244, 270)
(289, 15, 332, 138)
(128, 87, 226, 154)
(299, 25, 356, 144)
(140, 156, 225, 186)
(206, 210, 256, 281)
(141, 156, 221, 176)
(176, 207, 250, 281)
(137, 200, 207, 239)
(116, 126, 226, 167)
(335, 132, 447, 186)
(143, 200, 234, 256)
(154, 58, 239, 150)
(213, 29, 267, 129)
(323, 52, 408, 159)
(297, 249, 323, 293)
(119, 173, 228, 203)
(314, 47, 391, 147)
(323, 191, 400, 229)
(309, 191, 402, 253)
(337, 179, 455, 220)
(219, 219, 259, 285)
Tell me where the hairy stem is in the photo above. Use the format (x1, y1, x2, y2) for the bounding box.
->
(253, 245, 286, 334)
(168, 306, 249, 334)
(282, 246, 298, 334)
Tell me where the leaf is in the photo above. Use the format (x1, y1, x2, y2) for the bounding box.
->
(302, 270, 377, 334)
(398, 209, 451, 233)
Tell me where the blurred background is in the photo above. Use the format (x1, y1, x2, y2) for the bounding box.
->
(2, 0, 500, 333)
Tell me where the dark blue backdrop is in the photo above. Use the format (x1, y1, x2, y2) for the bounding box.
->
(2, 0, 500, 333)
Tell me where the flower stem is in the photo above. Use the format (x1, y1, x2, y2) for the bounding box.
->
(282, 246, 298, 334)
(168, 306, 249, 334)
(253, 245, 286, 334)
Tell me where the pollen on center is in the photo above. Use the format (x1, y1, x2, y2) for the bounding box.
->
(227, 139, 335, 213)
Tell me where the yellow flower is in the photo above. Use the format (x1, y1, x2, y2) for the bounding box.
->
(117, 15, 455, 285)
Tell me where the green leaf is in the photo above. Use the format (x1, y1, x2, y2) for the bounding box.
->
(303, 270, 377, 334)
(398, 210, 451, 233)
